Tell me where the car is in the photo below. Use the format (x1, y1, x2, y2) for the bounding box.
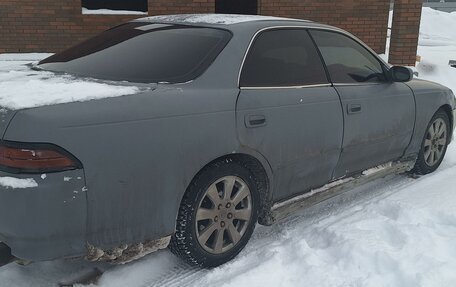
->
(0, 14, 455, 268)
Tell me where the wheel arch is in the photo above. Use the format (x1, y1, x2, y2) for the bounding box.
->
(180, 151, 274, 227)
(439, 104, 454, 136)
(170, 151, 272, 266)
(411, 105, 452, 175)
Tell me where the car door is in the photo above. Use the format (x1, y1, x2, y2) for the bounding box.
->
(236, 28, 344, 201)
(310, 30, 416, 179)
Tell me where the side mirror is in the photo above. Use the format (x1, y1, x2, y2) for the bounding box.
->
(390, 66, 413, 82)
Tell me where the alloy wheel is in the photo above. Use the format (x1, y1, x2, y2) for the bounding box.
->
(195, 176, 252, 254)
(423, 118, 447, 166)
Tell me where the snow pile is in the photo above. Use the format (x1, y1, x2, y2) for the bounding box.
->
(0, 55, 141, 110)
(138, 14, 303, 25)
(419, 7, 456, 47)
(0, 177, 38, 189)
(416, 8, 456, 92)
(82, 8, 147, 15)
(0, 53, 53, 61)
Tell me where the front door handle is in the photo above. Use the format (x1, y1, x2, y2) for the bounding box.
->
(245, 115, 266, 128)
(347, 104, 362, 114)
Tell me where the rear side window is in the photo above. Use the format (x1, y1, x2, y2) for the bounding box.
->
(39, 23, 232, 83)
(310, 30, 387, 84)
(240, 29, 328, 87)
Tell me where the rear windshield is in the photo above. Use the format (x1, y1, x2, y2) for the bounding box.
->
(39, 23, 232, 83)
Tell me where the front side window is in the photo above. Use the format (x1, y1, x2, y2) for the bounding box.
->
(310, 30, 387, 84)
(39, 23, 232, 83)
(240, 29, 328, 87)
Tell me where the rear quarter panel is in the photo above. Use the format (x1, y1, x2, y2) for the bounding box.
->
(3, 86, 240, 250)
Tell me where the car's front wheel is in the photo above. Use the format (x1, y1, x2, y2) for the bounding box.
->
(413, 110, 451, 175)
(169, 158, 259, 267)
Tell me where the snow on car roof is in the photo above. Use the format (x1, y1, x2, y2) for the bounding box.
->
(136, 14, 310, 25)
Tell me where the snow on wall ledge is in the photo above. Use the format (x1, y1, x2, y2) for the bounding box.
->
(0, 177, 38, 189)
(82, 8, 147, 15)
(0, 54, 140, 110)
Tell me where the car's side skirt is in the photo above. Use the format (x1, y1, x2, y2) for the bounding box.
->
(266, 159, 416, 225)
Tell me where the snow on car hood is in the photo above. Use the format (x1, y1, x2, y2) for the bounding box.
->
(0, 54, 142, 110)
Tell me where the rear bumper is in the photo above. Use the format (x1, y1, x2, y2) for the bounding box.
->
(0, 169, 87, 261)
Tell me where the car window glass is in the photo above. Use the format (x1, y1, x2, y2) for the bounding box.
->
(240, 29, 328, 87)
(310, 30, 387, 84)
(38, 23, 232, 83)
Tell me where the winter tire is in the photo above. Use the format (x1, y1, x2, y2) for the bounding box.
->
(169, 158, 260, 267)
(412, 110, 450, 175)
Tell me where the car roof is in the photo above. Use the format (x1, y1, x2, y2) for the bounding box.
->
(131, 14, 343, 37)
(131, 13, 340, 30)
(131, 14, 348, 47)
(134, 14, 309, 25)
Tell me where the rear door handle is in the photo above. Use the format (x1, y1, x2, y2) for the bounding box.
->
(245, 115, 266, 128)
(347, 104, 362, 114)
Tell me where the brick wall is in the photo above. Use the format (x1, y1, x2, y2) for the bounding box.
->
(0, 0, 422, 66)
(0, 0, 212, 53)
(0, 0, 138, 53)
(389, 0, 423, 66)
(260, 0, 390, 54)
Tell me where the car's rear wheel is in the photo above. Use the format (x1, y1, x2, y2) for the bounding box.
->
(169, 158, 259, 267)
(412, 110, 450, 175)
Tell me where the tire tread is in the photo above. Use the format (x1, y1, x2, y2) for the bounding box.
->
(169, 158, 259, 267)
(412, 110, 450, 175)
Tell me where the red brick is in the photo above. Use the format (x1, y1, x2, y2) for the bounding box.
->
(389, 0, 422, 65)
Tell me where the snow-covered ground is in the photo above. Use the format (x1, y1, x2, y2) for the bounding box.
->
(1, 7, 456, 287)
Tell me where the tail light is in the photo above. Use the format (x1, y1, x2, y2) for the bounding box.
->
(0, 141, 82, 173)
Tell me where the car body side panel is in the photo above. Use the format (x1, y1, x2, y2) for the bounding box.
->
(404, 79, 456, 157)
(3, 86, 241, 250)
(333, 82, 416, 178)
(236, 87, 344, 201)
